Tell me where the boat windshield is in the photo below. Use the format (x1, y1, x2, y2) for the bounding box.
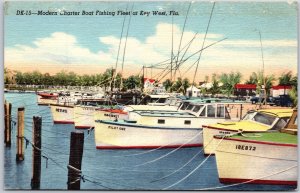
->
(180, 102, 190, 110)
(242, 111, 256, 120)
(247, 112, 277, 126)
(193, 105, 203, 113)
(186, 104, 195, 111)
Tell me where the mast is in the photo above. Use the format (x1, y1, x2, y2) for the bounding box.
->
(173, 2, 191, 80)
(170, 15, 174, 82)
(113, 4, 128, 90)
(258, 30, 267, 106)
(191, 2, 215, 90)
(120, 4, 134, 90)
(141, 66, 145, 92)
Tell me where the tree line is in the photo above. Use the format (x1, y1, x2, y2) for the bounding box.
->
(5, 68, 142, 90)
(162, 71, 297, 98)
(5, 68, 297, 97)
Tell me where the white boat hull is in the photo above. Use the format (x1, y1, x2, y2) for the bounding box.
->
(203, 126, 238, 155)
(94, 110, 128, 122)
(74, 106, 95, 129)
(50, 105, 74, 124)
(94, 120, 203, 149)
(215, 137, 297, 185)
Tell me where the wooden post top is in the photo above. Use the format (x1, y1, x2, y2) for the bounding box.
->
(18, 107, 25, 111)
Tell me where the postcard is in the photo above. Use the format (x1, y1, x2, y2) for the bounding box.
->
(4, 1, 298, 190)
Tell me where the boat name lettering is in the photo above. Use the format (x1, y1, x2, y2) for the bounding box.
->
(56, 108, 67, 113)
(235, 144, 256, 151)
(104, 113, 119, 118)
(219, 131, 231, 135)
(83, 107, 94, 111)
(108, 125, 126, 131)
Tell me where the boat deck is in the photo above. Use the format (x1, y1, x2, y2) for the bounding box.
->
(230, 132, 297, 145)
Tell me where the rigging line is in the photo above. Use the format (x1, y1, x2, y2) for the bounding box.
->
(170, 14, 174, 81)
(120, 3, 134, 89)
(174, 34, 197, 74)
(147, 28, 200, 69)
(113, 4, 128, 89)
(150, 135, 216, 183)
(110, 131, 197, 157)
(192, 2, 216, 87)
(175, 3, 216, 74)
(133, 131, 202, 167)
(180, 37, 227, 65)
(163, 135, 225, 190)
(157, 38, 227, 82)
(196, 165, 297, 191)
(174, 1, 192, 80)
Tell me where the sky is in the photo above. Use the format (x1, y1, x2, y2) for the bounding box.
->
(4, 1, 298, 82)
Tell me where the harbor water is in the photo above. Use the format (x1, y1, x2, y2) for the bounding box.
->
(4, 93, 297, 190)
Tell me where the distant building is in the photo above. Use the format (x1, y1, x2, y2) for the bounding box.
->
(4, 69, 16, 84)
(186, 86, 200, 97)
(271, 85, 292, 97)
(234, 84, 256, 96)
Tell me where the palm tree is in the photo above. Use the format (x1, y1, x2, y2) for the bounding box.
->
(246, 71, 276, 96)
(124, 75, 141, 90)
(163, 79, 173, 92)
(182, 78, 190, 95)
(278, 71, 294, 86)
(288, 86, 297, 107)
(172, 78, 190, 94)
(219, 72, 242, 97)
(209, 73, 220, 97)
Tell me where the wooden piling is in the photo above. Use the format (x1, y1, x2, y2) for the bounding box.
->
(4, 102, 12, 146)
(16, 107, 25, 161)
(67, 131, 84, 190)
(31, 116, 42, 189)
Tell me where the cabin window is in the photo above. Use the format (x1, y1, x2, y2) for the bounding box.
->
(225, 108, 230, 119)
(158, 119, 165, 124)
(193, 105, 202, 112)
(184, 120, 191, 125)
(217, 104, 225, 118)
(253, 113, 276, 125)
(200, 106, 206, 117)
(207, 105, 216, 117)
(186, 104, 194, 111)
(271, 119, 288, 130)
(180, 102, 189, 110)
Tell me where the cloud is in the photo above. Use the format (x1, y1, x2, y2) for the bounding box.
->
(5, 23, 297, 80)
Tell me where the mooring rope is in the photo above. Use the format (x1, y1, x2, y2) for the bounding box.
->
(150, 135, 216, 183)
(133, 131, 202, 167)
(196, 165, 297, 190)
(110, 130, 201, 158)
(162, 135, 226, 190)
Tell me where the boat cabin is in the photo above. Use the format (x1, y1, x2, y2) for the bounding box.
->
(127, 102, 232, 127)
(76, 98, 117, 106)
(242, 109, 292, 131)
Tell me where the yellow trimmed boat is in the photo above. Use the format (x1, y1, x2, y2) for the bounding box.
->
(214, 109, 297, 185)
(202, 109, 293, 155)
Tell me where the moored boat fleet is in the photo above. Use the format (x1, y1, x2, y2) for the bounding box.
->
(38, 91, 297, 186)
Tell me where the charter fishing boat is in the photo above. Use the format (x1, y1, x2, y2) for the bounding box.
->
(94, 102, 243, 149)
(74, 92, 141, 129)
(74, 99, 118, 129)
(50, 92, 103, 124)
(214, 109, 297, 185)
(37, 92, 59, 105)
(202, 109, 293, 155)
(50, 103, 75, 124)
